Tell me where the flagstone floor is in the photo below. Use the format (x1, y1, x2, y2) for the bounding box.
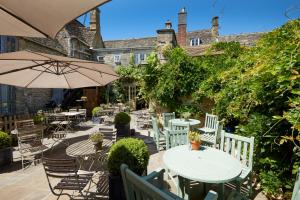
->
(0, 115, 267, 200)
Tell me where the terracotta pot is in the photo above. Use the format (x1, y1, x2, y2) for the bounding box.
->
(190, 141, 200, 150)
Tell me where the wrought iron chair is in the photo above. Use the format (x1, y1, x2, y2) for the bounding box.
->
(16, 119, 46, 169)
(220, 131, 255, 198)
(42, 157, 95, 200)
(121, 164, 218, 200)
(78, 108, 87, 122)
(162, 112, 175, 129)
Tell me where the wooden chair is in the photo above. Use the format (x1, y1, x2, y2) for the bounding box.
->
(16, 119, 46, 169)
(198, 114, 219, 147)
(42, 157, 95, 199)
(121, 164, 218, 200)
(292, 167, 300, 200)
(165, 126, 190, 150)
(220, 131, 254, 198)
(150, 116, 166, 151)
(162, 112, 175, 129)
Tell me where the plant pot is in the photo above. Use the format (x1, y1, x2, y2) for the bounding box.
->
(92, 141, 102, 151)
(115, 123, 130, 138)
(191, 141, 200, 150)
(0, 147, 12, 167)
(109, 173, 126, 200)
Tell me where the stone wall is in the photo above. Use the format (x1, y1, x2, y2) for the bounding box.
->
(96, 48, 153, 67)
(15, 38, 64, 114)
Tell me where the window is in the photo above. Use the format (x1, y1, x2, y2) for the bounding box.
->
(190, 38, 202, 46)
(134, 53, 147, 65)
(114, 55, 121, 64)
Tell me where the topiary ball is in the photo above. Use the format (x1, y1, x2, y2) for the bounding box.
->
(114, 112, 131, 125)
(0, 131, 12, 149)
(107, 138, 149, 176)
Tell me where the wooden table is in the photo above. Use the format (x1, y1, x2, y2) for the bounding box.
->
(66, 138, 112, 170)
(163, 145, 242, 200)
(169, 118, 200, 129)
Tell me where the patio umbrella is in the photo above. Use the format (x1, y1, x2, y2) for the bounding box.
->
(0, 50, 119, 88)
(0, 0, 110, 38)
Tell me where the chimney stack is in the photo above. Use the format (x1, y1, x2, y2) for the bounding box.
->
(90, 8, 100, 32)
(165, 20, 172, 29)
(156, 20, 177, 63)
(211, 16, 219, 38)
(178, 7, 187, 47)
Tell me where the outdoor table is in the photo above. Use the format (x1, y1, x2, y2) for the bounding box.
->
(163, 145, 242, 200)
(66, 138, 112, 171)
(169, 118, 200, 127)
(60, 111, 84, 116)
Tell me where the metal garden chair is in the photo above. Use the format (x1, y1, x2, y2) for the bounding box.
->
(42, 157, 95, 200)
(162, 112, 175, 129)
(150, 116, 166, 151)
(121, 164, 218, 200)
(16, 119, 46, 169)
(220, 131, 254, 198)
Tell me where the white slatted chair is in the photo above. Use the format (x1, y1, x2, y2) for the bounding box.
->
(220, 131, 254, 198)
(292, 167, 300, 200)
(198, 113, 219, 147)
(162, 112, 175, 129)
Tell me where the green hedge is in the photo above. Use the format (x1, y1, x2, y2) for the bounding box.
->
(107, 138, 149, 175)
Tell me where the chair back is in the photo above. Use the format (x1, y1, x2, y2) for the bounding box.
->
(170, 122, 189, 131)
(220, 131, 254, 170)
(292, 167, 300, 200)
(204, 113, 218, 130)
(16, 119, 34, 129)
(162, 112, 175, 128)
(151, 116, 160, 135)
(121, 164, 179, 200)
(165, 126, 189, 149)
(42, 157, 77, 179)
(201, 121, 221, 147)
(69, 108, 77, 112)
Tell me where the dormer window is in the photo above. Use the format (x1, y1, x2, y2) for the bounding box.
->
(190, 38, 202, 46)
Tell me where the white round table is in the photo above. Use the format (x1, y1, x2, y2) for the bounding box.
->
(163, 145, 242, 199)
(169, 118, 200, 127)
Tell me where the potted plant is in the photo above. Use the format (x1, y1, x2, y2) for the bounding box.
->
(107, 138, 149, 200)
(33, 111, 44, 125)
(89, 132, 104, 150)
(92, 106, 102, 123)
(188, 131, 201, 150)
(114, 112, 131, 138)
(181, 112, 191, 121)
(0, 131, 12, 167)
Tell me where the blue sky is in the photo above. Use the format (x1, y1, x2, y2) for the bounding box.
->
(78, 0, 300, 41)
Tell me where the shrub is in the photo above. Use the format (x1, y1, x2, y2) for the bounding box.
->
(92, 106, 102, 116)
(114, 112, 131, 125)
(90, 132, 104, 143)
(107, 138, 149, 176)
(0, 131, 12, 149)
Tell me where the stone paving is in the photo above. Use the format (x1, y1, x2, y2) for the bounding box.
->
(0, 114, 268, 200)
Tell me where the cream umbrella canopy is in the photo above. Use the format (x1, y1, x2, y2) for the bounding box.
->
(0, 0, 110, 38)
(0, 50, 119, 88)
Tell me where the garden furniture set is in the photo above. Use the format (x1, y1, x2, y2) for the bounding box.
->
(150, 112, 255, 199)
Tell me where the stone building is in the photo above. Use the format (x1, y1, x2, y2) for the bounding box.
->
(0, 8, 104, 116)
(95, 7, 264, 67)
